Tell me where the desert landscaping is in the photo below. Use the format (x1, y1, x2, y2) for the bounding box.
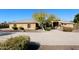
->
(0, 29, 79, 50)
(0, 9, 79, 50)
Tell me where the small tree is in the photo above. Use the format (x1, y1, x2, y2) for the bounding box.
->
(33, 12, 48, 30)
(33, 11, 60, 30)
(47, 15, 58, 23)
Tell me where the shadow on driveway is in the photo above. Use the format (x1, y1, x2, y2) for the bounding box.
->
(27, 42, 40, 50)
(0, 32, 14, 36)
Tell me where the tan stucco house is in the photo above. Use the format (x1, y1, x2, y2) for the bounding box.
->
(9, 19, 74, 31)
(9, 20, 39, 30)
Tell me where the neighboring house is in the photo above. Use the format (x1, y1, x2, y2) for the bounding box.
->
(9, 20, 39, 30)
(0, 22, 9, 28)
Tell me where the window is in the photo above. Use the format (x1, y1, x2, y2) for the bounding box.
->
(27, 24, 30, 28)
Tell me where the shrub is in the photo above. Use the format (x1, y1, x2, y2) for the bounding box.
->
(45, 27, 52, 31)
(19, 27, 24, 30)
(63, 27, 73, 32)
(0, 35, 30, 50)
(74, 23, 79, 29)
(51, 27, 55, 29)
(12, 26, 18, 30)
(0, 24, 9, 29)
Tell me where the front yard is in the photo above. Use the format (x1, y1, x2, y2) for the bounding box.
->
(0, 30, 79, 50)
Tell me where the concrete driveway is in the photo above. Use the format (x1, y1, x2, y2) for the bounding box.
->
(0, 30, 79, 50)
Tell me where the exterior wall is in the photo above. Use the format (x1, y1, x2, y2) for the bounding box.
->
(60, 23, 74, 30)
(9, 24, 13, 29)
(30, 24, 36, 30)
(51, 21, 74, 30)
(61, 23, 74, 28)
(16, 24, 28, 29)
(9, 23, 36, 30)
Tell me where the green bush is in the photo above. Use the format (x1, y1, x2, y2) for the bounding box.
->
(63, 27, 73, 32)
(45, 27, 52, 31)
(19, 27, 24, 30)
(12, 26, 18, 30)
(0, 36, 30, 50)
(51, 27, 55, 29)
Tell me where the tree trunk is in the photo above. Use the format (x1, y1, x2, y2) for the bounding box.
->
(40, 23, 45, 31)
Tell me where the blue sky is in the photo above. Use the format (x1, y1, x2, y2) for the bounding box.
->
(0, 9, 79, 22)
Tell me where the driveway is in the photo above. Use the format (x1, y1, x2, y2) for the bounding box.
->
(0, 30, 79, 50)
